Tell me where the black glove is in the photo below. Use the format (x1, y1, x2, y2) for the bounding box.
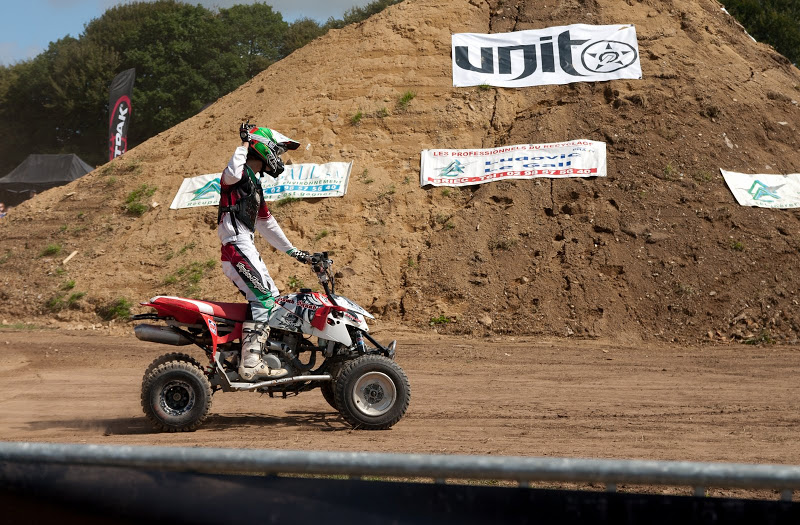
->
(291, 249, 311, 264)
(239, 121, 255, 142)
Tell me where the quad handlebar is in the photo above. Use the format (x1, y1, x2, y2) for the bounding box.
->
(310, 251, 336, 299)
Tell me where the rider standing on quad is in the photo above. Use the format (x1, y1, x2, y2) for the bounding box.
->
(218, 122, 310, 382)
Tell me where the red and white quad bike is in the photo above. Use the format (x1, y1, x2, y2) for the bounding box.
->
(132, 252, 410, 432)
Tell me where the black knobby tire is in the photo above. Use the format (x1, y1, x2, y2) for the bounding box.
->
(141, 361, 213, 432)
(142, 352, 205, 384)
(334, 355, 410, 430)
(320, 382, 338, 411)
(320, 362, 342, 411)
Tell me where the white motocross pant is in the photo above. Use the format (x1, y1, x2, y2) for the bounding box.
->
(221, 241, 280, 322)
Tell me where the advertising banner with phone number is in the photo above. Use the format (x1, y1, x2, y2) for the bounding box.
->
(170, 162, 352, 209)
(420, 140, 606, 187)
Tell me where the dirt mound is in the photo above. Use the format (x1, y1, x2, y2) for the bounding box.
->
(1, 0, 799, 343)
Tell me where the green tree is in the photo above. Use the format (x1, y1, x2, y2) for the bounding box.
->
(721, 0, 800, 64)
(0, 37, 120, 169)
(325, 0, 405, 29)
(220, 3, 288, 78)
(282, 17, 327, 56)
(83, 1, 241, 146)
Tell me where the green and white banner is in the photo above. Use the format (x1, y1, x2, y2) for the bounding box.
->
(170, 162, 352, 209)
(721, 169, 800, 208)
(420, 140, 606, 187)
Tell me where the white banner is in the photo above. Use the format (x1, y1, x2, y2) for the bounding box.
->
(452, 24, 641, 88)
(420, 140, 606, 187)
(169, 162, 352, 209)
(721, 169, 800, 208)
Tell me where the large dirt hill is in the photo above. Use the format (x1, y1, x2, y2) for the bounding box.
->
(1, 0, 799, 343)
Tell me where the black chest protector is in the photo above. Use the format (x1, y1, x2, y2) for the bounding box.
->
(218, 166, 263, 233)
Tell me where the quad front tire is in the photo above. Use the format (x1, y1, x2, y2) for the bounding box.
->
(141, 360, 212, 432)
(334, 355, 410, 430)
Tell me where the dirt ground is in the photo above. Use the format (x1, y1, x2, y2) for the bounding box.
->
(2, 327, 799, 481)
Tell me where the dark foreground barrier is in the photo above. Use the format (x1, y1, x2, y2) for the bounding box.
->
(1, 463, 798, 525)
(1, 443, 799, 524)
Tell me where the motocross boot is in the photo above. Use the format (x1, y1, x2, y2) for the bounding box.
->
(239, 321, 288, 381)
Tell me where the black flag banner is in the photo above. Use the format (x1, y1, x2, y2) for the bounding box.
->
(108, 68, 135, 161)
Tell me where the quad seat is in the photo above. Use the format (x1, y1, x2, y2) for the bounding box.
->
(147, 295, 249, 323)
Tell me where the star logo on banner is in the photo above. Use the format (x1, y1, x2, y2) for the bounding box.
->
(746, 180, 783, 201)
(191, 178, 221, 201)
(582, 40, 638, 73)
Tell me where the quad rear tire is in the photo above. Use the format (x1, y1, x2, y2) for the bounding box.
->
(141, 360, 212, 432)
(142, 352, 204, 383)
(334, 355, 410, 430)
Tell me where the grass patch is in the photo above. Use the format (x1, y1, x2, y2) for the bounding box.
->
(730, 240, 745, 252)
(61, 280, 76, 291)
(441, 188, 451, 197)
(691, 170, 714, 183)
(166, 242, 197, 261)
(350, 110, 363, 126)
(489, 238, 517, 251)
(744, 330, 775, 345)
(359, 169, 374, 184)
(378, 185, 396, 199)
(97, 298, 133, 321)
(407, 257, 416, 268)
(39, 244, 62, 257)
(663, 162, 675, 179)
(163, 259, 217, 296)
(376, 107, 389, 118)
(0, 250, 11, 265)
(287, 275, 305, 290)
(105, 176, 118, 188)
(397, 90, 416, 111)
(46, 290, 86, 312)
(273, 195, 299, 208)
(125, 184, 157, 216)
(430, 315, 452, 326)
(314, 229, 329, 242)
(478, 83, 492, 91)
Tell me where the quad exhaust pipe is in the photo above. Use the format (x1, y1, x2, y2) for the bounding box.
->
(135, 324, 192, 346)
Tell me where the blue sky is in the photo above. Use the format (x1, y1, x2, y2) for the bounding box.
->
(0, 0, 375, 65)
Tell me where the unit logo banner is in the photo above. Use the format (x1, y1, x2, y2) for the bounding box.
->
(169, 162, 352, 209)
(721, 169, 800, 208)
(420, 140, 606, 188)
(452, 24, 641, 87)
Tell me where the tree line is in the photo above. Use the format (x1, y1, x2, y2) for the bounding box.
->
(0, 0, 402, 174)
(720, 0, 799, 65)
